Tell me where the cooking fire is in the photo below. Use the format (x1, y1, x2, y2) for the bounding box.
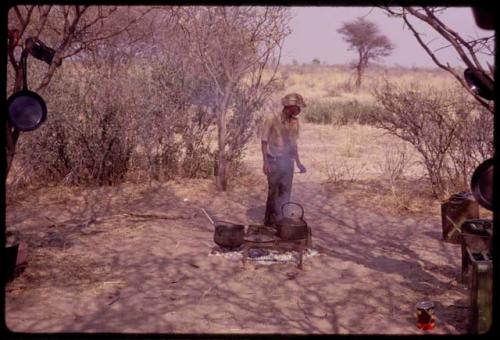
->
(202, 202, 315, 269)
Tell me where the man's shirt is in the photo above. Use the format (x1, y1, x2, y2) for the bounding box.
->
(261, 111, 299, 158)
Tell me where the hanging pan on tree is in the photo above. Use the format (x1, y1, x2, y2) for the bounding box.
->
(6, 37, 59, 132)
(463, 61, 494, 212)
(470, 158, 494, 211)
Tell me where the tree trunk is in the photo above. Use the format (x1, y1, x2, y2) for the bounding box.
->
(216, 113, 227, 191)
(215, 88, 232, 191)
(355, 58, 367, 88)
(355, 66, 362, 88)
(5, 67, 24, 181)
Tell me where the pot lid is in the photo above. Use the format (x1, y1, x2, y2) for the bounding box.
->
(281, 202, 304, 220)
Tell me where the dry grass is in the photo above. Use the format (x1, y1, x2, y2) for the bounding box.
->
(276, 64, 456, 103)
(296, 122, 434, 214)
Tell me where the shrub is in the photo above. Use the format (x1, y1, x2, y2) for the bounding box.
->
(303, 99, 378, 125)
(303, 100, 336, 124)
(12, 58, 219, 187)
(371, 81, 493, 199)
(16, 62, 139, 186)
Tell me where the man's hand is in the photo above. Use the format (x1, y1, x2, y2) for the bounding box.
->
(297, 161, 306, 173)
(263, 161, 270, 175)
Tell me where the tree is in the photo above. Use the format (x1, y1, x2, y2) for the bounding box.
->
(6, 5, 155, 179)
(174, 6, 291, 191)
(381, 7, 494, 113)
(337, 17, 394, 88)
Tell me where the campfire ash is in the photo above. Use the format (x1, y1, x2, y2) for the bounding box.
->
(209, 246, 319, 265)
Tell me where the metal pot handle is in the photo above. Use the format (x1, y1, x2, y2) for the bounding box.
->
(281, 202, 304, 219)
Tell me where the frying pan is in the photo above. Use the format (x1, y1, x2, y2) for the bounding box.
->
(7, 90, 47, 131)
(464, 68, 494, 101)
(470, 158, 493, 211)
(7, 49, 47, 131)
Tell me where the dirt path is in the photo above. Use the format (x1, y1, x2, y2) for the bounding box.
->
(5, 123, 471, 334)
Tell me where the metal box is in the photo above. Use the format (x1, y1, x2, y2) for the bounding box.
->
(441, 192, 479, 244)
(467, 248, 492, 334)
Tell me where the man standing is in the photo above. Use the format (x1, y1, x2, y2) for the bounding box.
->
(261, 93, 307, 226)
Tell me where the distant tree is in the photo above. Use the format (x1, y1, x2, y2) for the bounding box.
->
(337, 17, 394, 88)
(312, 58, 321, 65)
(381, 7, 494, 113)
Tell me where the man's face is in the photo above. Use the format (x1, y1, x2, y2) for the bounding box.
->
(284, 105, 301, 118)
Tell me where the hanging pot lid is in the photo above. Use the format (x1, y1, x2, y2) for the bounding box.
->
(470, 158, 494, 211)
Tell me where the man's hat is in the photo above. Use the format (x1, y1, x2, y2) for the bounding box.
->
(281, 93, 306, 108)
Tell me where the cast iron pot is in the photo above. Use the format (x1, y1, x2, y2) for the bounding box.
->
(277, 202, 309, 241)
(213, 221, 245, 249)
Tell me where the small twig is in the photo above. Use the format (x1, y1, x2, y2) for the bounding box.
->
(124, 212, 191, 220)
(296, 301, 313, 323)
(108, 296, 120, 305)
(102, 281, 126, 285)
(200, 285, 216, 302)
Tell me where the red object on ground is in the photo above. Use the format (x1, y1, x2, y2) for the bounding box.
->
(416, 321, 436, 330)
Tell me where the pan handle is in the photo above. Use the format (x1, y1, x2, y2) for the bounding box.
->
(200, 208, 215, 225)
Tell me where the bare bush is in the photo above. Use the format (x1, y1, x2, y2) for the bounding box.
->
(378, 143, 412, 183)
(371, 81, 493, 199)
(377, 143, 416, 211)
(16, 60, 140, 186)
(323, 156, 367, 184)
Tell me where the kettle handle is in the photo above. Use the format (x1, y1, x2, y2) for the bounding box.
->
(281, 202, 304, 219)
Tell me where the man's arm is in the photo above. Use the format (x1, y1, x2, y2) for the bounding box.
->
(293, 144, 306, 173)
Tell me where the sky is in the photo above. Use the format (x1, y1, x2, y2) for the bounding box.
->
(281, 7, 495, 68)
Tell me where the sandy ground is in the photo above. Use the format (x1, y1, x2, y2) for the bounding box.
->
(4, 123, 475, 335)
